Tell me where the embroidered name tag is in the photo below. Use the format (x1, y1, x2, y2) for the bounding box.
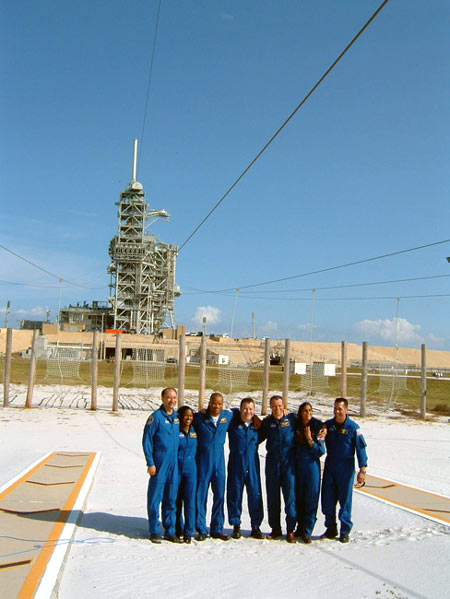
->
(220, 417, 227, 424)
(280, 421, 290, 428)
(190, 432, 197, 438)
(174, 418, 179, 424)
(339, 428, 348, 435)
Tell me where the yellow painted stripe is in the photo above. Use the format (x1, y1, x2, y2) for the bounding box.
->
(17, 453, 96, 599)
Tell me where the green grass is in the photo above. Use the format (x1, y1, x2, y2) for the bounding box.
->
(3, 357, 449, 415)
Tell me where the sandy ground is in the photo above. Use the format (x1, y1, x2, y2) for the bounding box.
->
(1, 386, 449, 599)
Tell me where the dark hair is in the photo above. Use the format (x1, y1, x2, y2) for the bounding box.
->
(209, 392, 224, 402)
(178, 405, 194, 421)
(334, 397, 348, 408)
(297, 401, 312, 420)
(240, 397, 255, 408)
(161, 387, 177, 399)
(269, 394, 283, 405)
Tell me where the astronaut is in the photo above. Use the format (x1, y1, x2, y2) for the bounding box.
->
(258, 395, 297, 543)
(194, 392, 234, 541)
(142, 387, 181, 544)
(175, 405, 197, 544)
(227, 397, 264, 540)
(321, 397, 368, 543)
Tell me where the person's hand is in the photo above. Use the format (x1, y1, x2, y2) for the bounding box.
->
(355, 470, 366, 487)
(200, 408, 207, 415)
(253, 415, 262, 430)
(304, 425, 312, 442)
(147, 466, 156, 476)
(317, 427, 327, 441)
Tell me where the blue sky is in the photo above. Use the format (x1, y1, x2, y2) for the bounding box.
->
(1, 0, 449, 349)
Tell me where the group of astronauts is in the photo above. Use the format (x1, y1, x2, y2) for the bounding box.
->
(142, 387, 368, 545)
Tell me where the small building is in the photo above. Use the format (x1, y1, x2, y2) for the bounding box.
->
(59, 301, 113, 333)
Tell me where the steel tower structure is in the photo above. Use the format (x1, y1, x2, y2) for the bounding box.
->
(108, 139, 180, 334)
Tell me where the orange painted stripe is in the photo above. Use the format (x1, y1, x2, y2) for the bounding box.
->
(17, 452, 96, 599)
(0, 453, 56, 501)
(359, 486, 450, 523)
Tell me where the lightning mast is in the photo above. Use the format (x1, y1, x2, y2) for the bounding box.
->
(107, 139, 180, 334)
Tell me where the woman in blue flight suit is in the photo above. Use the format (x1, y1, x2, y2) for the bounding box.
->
(294, 402, 325, 543)
(175, 405, 197, 544)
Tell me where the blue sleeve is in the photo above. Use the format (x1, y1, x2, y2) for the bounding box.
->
(312, 439, 325, 459)
(355, 427, 368, 468)
(142, 414, 158, 467)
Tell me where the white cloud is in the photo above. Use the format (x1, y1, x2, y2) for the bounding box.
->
(298, 322, 317, 331)
(14, 306, 48, 318)
(260, 320, 279, 335)
(219, 12, 234, 21)
(192, 306, 221, 326)
(355, 317, 423, 345)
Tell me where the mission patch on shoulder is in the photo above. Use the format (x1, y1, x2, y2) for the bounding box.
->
(146, 415, 154, 426)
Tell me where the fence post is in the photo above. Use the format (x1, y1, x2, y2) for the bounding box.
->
(112, 333, 121, 412)
(420, 343, 426, 419)
(282, 338, 291, 409)
(91, 330, 98, 411)
(262, 337, 270, 415)
(25, 329, 38, 409)
(341, 340, 347, 398)
(360, 341, 368, 417)
(3, 328, 13, 407)
(178, 334, 186, 407)
(198, 335, 207, 410)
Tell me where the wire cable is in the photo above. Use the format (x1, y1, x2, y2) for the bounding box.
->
(182, 273, 450, 295)
(138, 0, 162, 171)
(0, 244, 86, 288)
(185, 238, 450, 293)
(178, 0, 390, 251)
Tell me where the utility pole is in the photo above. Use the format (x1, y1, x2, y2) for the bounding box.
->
(251, 312, 255, 339)
(4, 300, 10, 328)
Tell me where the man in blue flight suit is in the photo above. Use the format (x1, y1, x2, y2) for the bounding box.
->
(194, 392, 234, 541)
(227, 397, 264, 540)
(258, 394, 297, 543)
(142, 387, 182, 544)
(321, 397, 368, 543)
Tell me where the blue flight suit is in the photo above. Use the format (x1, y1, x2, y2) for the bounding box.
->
(142, 406, 179, 536)
(259, 412, 297, 533)
(321, 415, 368, 534)
(227, 414, 264, 530)
(176, 425, 197, 538)
(294, 417, 325, 537)
(194, 409, 234, 535)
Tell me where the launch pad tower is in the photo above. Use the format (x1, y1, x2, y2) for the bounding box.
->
(108, 139, 180, 334)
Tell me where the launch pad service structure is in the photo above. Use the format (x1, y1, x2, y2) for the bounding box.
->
(108, 139, 180, 335)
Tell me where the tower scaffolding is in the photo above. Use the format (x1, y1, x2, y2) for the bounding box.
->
(108, 139, 181, 334)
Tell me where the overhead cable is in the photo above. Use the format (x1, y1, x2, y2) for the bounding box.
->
(196, 238, 450, 292)
(182, 273, 450, 295)
(0, 243, 90, 288)
(138, 0, 162, 170)
(178, 0, 390, 251)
